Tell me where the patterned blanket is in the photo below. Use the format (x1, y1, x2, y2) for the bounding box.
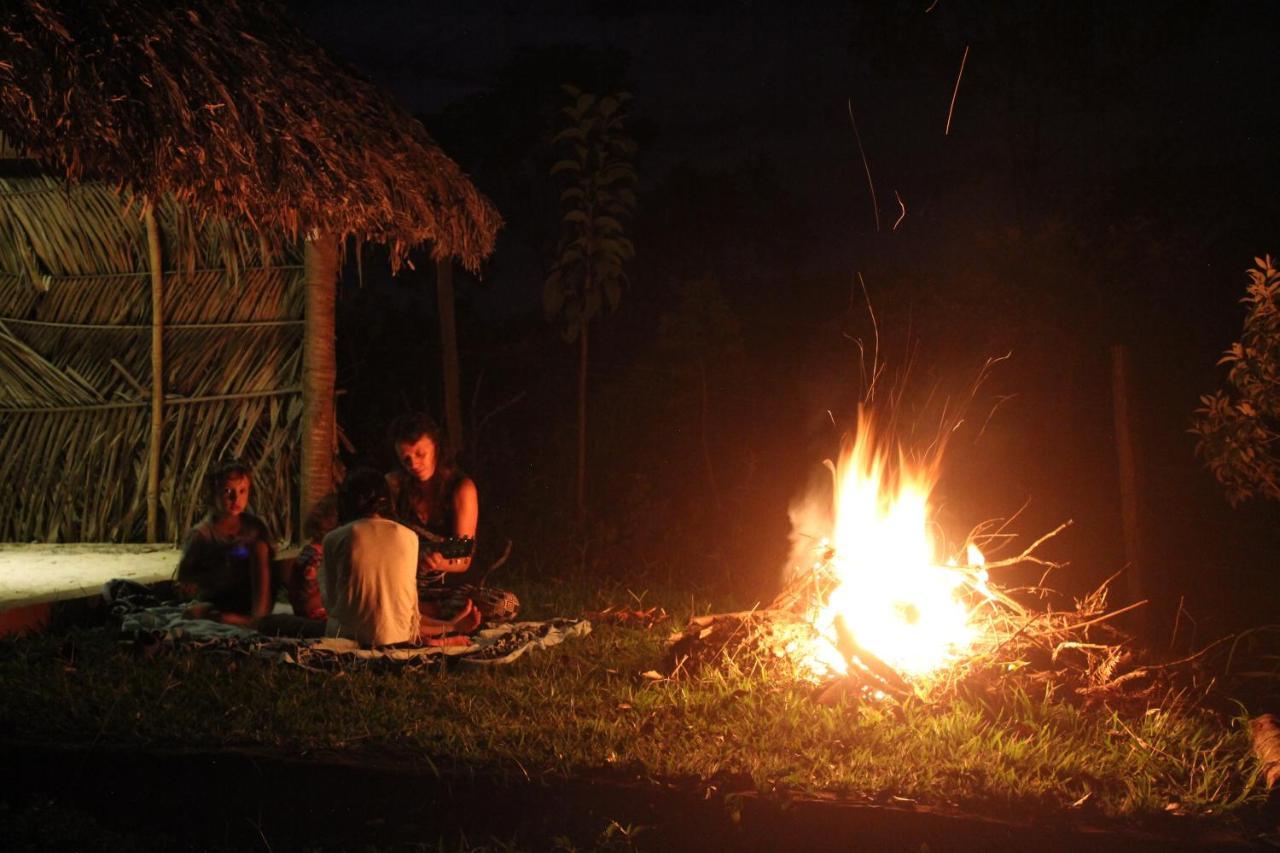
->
(109, 583, 590, 667)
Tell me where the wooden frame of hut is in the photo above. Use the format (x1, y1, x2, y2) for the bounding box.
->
(0, 0, 500, 544)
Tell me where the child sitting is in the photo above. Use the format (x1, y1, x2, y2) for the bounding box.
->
(175, 459, 275, 626)
(286, 494, 338, 620)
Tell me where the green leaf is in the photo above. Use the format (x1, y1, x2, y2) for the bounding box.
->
(553, 127, 587, 144)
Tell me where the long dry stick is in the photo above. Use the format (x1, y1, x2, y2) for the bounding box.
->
(982, 519, 1073, 570)
(1040, 599, 1148, 637)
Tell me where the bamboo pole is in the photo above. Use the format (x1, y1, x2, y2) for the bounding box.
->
(577, 317, 588, 526)
(435, 256, 463, 449)
(301, 236, 338, 539)
(0, 316, 303, 331)
(144, 209, 164, 543)
(0, 387, 300, 415)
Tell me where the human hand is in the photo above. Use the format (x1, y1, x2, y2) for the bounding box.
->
(183, 602, 215, 621)
(425, 551, 471, 573)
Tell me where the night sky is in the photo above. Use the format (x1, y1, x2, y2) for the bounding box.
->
(286, 1, 1280, 635)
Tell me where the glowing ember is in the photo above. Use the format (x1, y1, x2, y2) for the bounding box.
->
(795, 411, 991, 679)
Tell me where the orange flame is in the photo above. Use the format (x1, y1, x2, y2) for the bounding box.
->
(796, 411, 988, 678)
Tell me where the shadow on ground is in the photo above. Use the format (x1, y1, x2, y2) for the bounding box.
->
(0, 742, 1268, 851)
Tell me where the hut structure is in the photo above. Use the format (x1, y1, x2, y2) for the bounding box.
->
(0, 0, 500, 544)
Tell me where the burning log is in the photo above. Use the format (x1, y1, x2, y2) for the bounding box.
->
(831, 613, 911, 699)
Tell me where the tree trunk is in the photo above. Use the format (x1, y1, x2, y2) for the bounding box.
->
(144, 209, 164, 543)
(436, 256, 464, 451)
(577, 318, 589, 526)
(699, 357, 721, 510)
(1110, 344, 1146, 633)
(301, 237, 339, 539)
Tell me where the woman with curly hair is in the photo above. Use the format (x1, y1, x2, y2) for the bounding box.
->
(386, 413, 519, 624)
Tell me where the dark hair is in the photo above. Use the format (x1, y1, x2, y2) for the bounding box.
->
(387, 412, 451, 461)
(386, 412, 463, 523)
(205, 458, 252, 508)
(303, 494, 340, 541)
(338, 467, 391, 523)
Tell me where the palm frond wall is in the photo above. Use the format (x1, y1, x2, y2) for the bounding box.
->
(0, 175, 304, 543)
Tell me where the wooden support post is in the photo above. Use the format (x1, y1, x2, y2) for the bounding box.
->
(1110, 344, 1146, 629)
(435, 256, 463, 450)
(144, 209, 164, 543)
(577, 318, 588, 526)
(301, 237, 339, 538)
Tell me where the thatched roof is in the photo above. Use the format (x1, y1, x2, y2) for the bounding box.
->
(0, 0, 501, 272)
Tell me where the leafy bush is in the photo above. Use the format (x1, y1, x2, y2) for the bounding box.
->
(1193, 256, 1280, 504)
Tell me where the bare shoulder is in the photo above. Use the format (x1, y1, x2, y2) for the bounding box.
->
(454, 477, 478, 502)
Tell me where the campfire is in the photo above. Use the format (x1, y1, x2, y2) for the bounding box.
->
(667, 404, 1162, 708)
(790, 409, 994, 681)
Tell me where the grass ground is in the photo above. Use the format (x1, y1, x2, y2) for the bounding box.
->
(0, 561, 1267, 840)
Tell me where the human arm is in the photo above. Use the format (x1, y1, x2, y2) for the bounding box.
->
(249, 538, 274, 620)
(318, 528, 349, 620)
(214, 538, 271, 626)
(174, 525, 206, 601)
(424, 477, 478, 573)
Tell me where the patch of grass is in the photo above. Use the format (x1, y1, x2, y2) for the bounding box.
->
(0, 573, 1265, 828)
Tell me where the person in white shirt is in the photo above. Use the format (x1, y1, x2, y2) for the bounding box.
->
(320, 468, 478, 646)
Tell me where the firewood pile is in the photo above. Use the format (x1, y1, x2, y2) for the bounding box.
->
(664, 547, 1228, 711)
(665, 609, 826, 682)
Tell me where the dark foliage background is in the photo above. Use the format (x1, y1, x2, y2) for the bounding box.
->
(295, 1, 1280, 638)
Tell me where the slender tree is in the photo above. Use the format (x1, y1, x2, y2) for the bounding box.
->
(545, 86, 637, 523)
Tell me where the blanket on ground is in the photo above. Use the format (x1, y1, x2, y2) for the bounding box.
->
(112, 592, 590, 667)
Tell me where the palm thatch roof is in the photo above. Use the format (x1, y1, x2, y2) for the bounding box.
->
(0, 0, 501, 272)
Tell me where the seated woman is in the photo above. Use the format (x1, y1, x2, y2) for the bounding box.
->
(175, 459, 274, 626)
(321, 467, 480, 645)
(385, 413, 519, 624)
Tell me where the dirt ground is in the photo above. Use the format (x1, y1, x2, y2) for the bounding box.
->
(0, 544, 179, 609)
